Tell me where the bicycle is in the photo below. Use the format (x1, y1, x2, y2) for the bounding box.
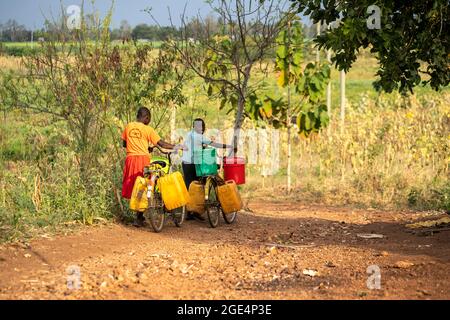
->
(143, 146, 186, 233)
(194, 148, 238, 228)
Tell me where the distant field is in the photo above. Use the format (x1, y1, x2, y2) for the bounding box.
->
(2, 41, 163, 48)
(3, 42, 36, 47)
(327, 53, 449, 106)
(0, 40, 164, 57)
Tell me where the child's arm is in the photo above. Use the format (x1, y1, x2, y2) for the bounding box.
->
(157, 140, 175, 149)
(157, 140, 187, 151)
(210, 142, 233, 149)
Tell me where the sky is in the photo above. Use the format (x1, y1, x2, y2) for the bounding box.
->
(0, 0, 213, 29)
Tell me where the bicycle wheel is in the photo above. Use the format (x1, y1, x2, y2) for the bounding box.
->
(205, 180, 220, 228)
(173, 206, 186, 228)
(145, 192, 165, 233)
(222, 211, 237, 224)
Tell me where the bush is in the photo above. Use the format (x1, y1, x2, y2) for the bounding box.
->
(0, 44, 41, 57)
(0, 115, 120, 242)
(0, 156, 118, 242)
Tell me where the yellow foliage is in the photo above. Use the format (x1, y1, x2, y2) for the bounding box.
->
(406, 217, 450, 229)
(277, 70, 287, 87)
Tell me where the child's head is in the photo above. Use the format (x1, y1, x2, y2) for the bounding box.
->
(137, 106, 151, 125)
(193, 118, 205, 134)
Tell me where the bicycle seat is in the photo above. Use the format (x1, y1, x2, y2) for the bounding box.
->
(151, 161, 167, 168)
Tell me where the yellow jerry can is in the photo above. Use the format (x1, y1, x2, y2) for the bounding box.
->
(157, 172, 190, 211)
(186, 181, 206, 214)
(130, 176, 150, 212)
(217, 180, 243, 214)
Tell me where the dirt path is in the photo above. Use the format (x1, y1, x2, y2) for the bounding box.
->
(1, 200, 449, 300)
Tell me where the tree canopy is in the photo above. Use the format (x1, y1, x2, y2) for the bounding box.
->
(290, 0, 449, 93)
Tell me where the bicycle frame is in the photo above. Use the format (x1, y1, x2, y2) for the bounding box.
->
(200, 175, 224, 201)
(144, 149, 172, 203)
(195, 153, 238, 228)
(143, 146, 186, 232)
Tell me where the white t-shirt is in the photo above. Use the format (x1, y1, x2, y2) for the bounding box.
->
(182, 130, 212, 164)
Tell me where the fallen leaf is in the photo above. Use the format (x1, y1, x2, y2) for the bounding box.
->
(394, 261, 414, 269)
(313, 282, 326, 290)
(418, 290, 431, 296)
(267, 246, 277, 254)
(180, 264, 194, 274)
(357, 233, 384, 239)
(357, 291, 368, 297)
(374, 251, 389, 257)
(303, 269, 319, 277)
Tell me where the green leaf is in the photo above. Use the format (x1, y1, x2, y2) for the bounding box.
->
(304, 112, 312, 131)
(219, 99, 227, 110)
(293, 52, 303, 66)
(320, 110, 330, 127)
(261, 98, 273, 118)
(276, 45, 288, 59)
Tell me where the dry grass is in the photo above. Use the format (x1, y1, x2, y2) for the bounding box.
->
(0, 56, 24, 72)
(242, 92, 450, 211)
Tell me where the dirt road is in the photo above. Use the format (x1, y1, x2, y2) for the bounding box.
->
(1, 200, 449, 300)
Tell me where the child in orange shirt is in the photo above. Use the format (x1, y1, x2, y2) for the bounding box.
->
(122, 106, 183, 226)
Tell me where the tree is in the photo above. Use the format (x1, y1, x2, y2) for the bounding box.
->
(131, 24, 178, 41)
(1, 20, 30, 42)
(132, 24, 154, 40)
(216, 18, 329, 192)
(119, 20, 132, 42)
(290, 0, 450, 93)
(164, 0, 292, 148)
(110, 27, 121, 40)
(249, 20, 330, 136)
(1, 7, 185, 187)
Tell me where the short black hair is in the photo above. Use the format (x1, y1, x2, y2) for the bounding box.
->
(193, 118, 205, 133)
(137, 106, 151, 119)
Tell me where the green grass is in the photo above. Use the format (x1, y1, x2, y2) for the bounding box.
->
(3, 42, 32, 47)
(0, 41, 164, 57)
(3, 41, 164, 48)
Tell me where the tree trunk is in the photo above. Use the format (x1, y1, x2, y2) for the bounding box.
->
(316, 22, 321, 62)
(287, 20, 292, 194)
(233, 73, 250, 152)
(326, 49, 332, 134)
(287, 101, 292, 194)
(170, 103, 176, 142)
(340, 70, 346, 133)
(232, 96, 245, 155)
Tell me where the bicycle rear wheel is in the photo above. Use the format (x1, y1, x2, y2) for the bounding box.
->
(222, 211, 237, 224)
(205, 180, 220, 228)
(145, 192, 165, 233)
(173, 206, 186, 227)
